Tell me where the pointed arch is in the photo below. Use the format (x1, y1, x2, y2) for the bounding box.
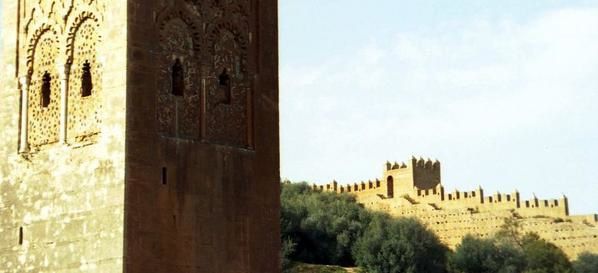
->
(66, 12, 103, 143)
(156, 8, 203, 139)
(203, 20, 251, 148)
(26, 26, 61, 147)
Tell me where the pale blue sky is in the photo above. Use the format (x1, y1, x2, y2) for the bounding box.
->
(1, 2, 596, 214)
(280, 1, 598, 215)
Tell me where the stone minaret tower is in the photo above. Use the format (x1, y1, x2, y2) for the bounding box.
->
(0, 1, 280, 272)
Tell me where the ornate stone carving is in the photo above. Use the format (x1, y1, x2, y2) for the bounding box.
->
(204, 23, 250, 148)
(19, 1, 106, 151)
(67, 15, 102, 143)
(157, 17, 202, 139)
(154, 1, 253, 148)
(27, 28, 61, 148)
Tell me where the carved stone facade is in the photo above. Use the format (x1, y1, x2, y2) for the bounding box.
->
(157, 16, 201, 139)
(156, 0, 253, 148)
(205, 21, 251, 147)
(1, 0, 126, 272)
(66, 13, 102, 143)
(19, 1, 105, 151)
(1, 0, 280, 273)
(27, 28, 61, 147)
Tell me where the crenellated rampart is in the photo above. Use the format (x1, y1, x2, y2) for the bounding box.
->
(313, 157, 598, 259)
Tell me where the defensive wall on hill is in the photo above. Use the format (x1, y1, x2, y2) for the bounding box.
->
(313, 157, 598, 258)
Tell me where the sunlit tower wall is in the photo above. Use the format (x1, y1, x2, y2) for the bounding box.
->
(0, 0, 280, 272)
(0, 0, 127, 272)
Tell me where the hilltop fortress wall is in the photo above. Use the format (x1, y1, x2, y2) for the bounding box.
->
(313, 157, 598, 258)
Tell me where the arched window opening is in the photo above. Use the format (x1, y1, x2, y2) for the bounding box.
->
(171, 59, 184, 97)
(41, 72, 52, 108)
(387, 176, 394, 198)
(219, 69, 231, 104)
(81, 61, 93, 97)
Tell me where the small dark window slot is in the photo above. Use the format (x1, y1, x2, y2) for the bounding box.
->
(18, 227, 23, 245)
(161, 167, 167, 185)
(41, 72, 52, 108)
(171, 59, 184, 96)
(81, 61, 93, 97)
(218, 69, 231, 104)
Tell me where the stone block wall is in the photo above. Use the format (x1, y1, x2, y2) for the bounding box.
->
(0, 0, 127, 272)
(2, 1, 280, 273)
(317, 158, 598, 259)
(124, 1, 280, 273)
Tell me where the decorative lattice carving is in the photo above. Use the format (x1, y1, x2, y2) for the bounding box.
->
(157, 18, 201, 139)
(19, 1, 105, 152)
(154, 1, 252, 148)
(66, 17, 102, 143)
(204, 23, 250, 148)
(27, 30, 61, 147)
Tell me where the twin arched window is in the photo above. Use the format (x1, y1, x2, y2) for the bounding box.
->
(169, 58, 232, 104)
(39, 60, 94, 109)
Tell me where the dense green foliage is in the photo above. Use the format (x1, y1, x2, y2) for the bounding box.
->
(280, 182, 589, 273)
(450, 225, 574, 273)
(281, 182, 371, 266)
(521, 233, 573, 273)
(573, 252, 598, 273)
(282, 237, 298, 270)
(352, 214, 448, 273)
(281, 182, 448, 272)
(449, 235, 525, 273)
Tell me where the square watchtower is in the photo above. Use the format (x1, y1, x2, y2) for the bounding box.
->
(0, 1, 280, 272)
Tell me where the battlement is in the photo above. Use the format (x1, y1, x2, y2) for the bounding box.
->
(483, 191, 519, 204)
(445, 188, 483, 202)
(416, 184, 444, 198)
(314, 179, 382, 194)
(521, 196, 562, 208)
(385, 157, 440, 172)
(313, 158, 571, 219)
(314, 157, 441, 199)
(312, 156, 595, 259)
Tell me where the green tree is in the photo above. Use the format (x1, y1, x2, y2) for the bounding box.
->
(573, 252, 598, 273)
(281, 237, 297, 272)
(521, 233, 573, 273)
(281, 182, 371, 266)
(449, 235, 525, 273)
(353, 214, 448, 273)
(496, 217, 574, 273)
(496, 215, 524, 248)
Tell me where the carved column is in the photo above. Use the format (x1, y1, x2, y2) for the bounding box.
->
(59, 63, 70, 144)
(19, 76, 29, 153)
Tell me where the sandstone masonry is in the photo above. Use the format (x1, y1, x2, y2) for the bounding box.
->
(314, 157, 598, 259)
(0, 1, 280, 272)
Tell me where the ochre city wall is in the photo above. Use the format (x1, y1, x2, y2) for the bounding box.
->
(315, 157, 598, 259)
(0, 0, 127, 272)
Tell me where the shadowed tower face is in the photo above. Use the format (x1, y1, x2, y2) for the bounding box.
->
(0, 1, 280, 273)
